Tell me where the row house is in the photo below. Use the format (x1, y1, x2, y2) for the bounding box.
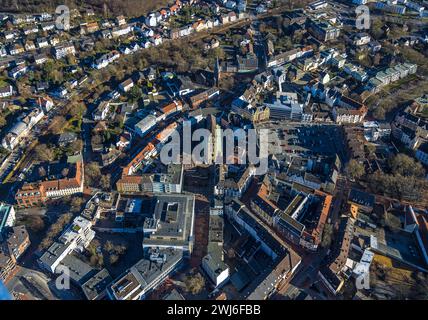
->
(332, 96, 367, 124)
(40, 21, 56, 32)
(111, 25, 132, 38)
(8, 43, 25, 55)
(122, 142, 158, 176)
(0, 226, 30, 281)
(343, 63, 368, 82)
(267, 48, 305, 68)
(375, 2, 406, 14)
(12, 14, 36, 25)
(157, 100, 183, 119)
(92, 51, 121, 69)
(0, 85, 14, 98)
(215, 166, 255, 199)
(24, 40, 36, 51)
(9, 64, 28, 79)
(33, 53, 48, 65)
(23, 25, 39, 35)
(366, 63, 417, 92)
(189, 87, 220, 109)
(36, 37, 49, 48)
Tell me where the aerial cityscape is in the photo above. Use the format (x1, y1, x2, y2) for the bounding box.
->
(0, 0, 428, 304)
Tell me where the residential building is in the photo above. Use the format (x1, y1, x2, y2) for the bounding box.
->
(53, 43, 76, 59)
(119, 78, 134, 93)
(92, 51, 121, 69)
(15, 161, 84, 208)
(0, 225, 30, 281)
(0, 85, 13, 98)
(332, 96, 368, 124)
(416, 142, 428, 165)
(189, 87, 220, 109)
(92, 100, 111, 121)
(306, 18, 340, 42)
(134, 115, 157, 138)
(2, 107, 44, 150)
(0, 204, 16, 237)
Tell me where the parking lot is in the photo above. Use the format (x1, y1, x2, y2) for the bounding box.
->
(257, 122, 347, 161)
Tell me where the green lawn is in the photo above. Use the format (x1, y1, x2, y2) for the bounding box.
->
(65, 117, 82, 133)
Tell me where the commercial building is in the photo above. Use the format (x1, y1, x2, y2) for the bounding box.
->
(142, 194, 195, 254)
(226, 200, 302, 299)
(38, 216, 95, 273)
(108, 248, 183, 300)
(202, 213, 229, 287)
(117, 164, 183, 194)
(81, 268, 113, 300)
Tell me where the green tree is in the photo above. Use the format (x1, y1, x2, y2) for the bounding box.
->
(69, 139, 83, 154)
(365, 144, 376, 156)
(85, 162, 102, 187)
(0, 114, 6, 128)
(185, 272, 205, 295)
(128, 85, 142, 102)
(100, 174, 111, 191)
(345, 159, 365, 180)
(34, 144, 55, 162)
(321, 223, 333, 248)
(23, 215, 45, 233)
(390, 154, 425, 177)
(70, 196, 85, 213)
(49, 116, 67, 134)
